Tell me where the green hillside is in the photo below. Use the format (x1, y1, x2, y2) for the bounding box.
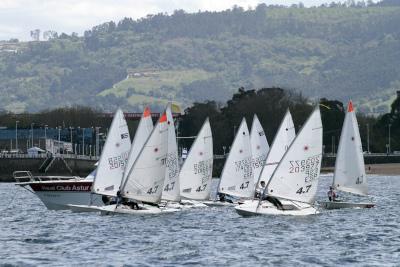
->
(0, 1, 400, 113)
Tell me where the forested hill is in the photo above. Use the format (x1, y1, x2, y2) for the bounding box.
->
(1, 1, 400, 113)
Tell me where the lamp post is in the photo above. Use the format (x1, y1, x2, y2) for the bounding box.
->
(82, 128, 85, 156)
(44, 125, 48, 152)
(31, 123, 34, 148)
(58, 126, 61, 154)
(95, 127, 100, 158)
(70, 127, 73, 154)
(388, 123, 392, 154)
(15, 120, 19, 152)
(366, 123, 370, 153)
(44, 125, 48, 140)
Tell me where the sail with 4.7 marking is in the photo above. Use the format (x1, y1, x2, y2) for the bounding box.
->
(333, 101, 368, 196)
(162, 105, 181, 202)
(265, 107, 323, 204)
(180, 118, 213, 200)
(121, 111, 169, 203)
(218, 118, 253, 198)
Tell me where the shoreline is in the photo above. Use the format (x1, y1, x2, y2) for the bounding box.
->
(2, 163, 400, 183)
(321, 163, 400, 176)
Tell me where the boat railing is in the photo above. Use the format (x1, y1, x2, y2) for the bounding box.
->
(13, 171, 81, 183)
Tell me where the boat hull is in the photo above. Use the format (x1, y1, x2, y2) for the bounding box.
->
(319, 201, 375, 209)
(17, 181, 104, 210)
(235, 199, 319, 216)
(68, 204, 180, 215)
(202, 200, 236, 207)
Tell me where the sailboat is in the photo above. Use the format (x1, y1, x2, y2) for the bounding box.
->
(240, 109, 296, 206)
(120, 107, 153, 189)
(250, 114, 269, 186)
(95, 109, 174, 214)
(67, 107, 154, 212)
(179, 118, 213, 207)
(204, 118, 253, 206)
(92, 108, 131, 198)
(235, 107, 323, 216)
(255, 110, 296, 187)
(320, 101, 375, 209)
(160, 105, 181, 208)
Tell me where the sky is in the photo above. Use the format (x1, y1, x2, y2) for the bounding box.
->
(0, 0, 374, 41)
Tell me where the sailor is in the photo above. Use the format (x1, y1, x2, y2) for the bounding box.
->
(116, 190, 123, 204)
(255, 181, 266, 199)
(327, 186, 337, 201)
(218, 192, 226, 202)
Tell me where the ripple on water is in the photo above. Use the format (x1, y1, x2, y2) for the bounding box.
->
(1, 176, 400, 266)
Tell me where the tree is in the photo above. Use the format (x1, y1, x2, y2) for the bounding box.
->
(30, 29, 40, 41)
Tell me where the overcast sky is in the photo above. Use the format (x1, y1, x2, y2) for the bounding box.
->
(0, 0, 374, 41)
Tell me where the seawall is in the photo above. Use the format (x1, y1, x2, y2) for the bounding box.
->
(0, 156, 97, 182)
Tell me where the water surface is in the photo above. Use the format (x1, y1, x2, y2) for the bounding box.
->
(1, 175, 399, 266)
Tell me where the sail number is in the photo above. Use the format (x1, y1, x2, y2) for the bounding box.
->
(240, 181, 249, 190)
(164, 182, 175, 192)
(147, 185, 159, 194)
(296, 185, 312, 194)
(108, 152, 129, 170)
(195, 184, 207, 192)
(289, 155, 321, 183)
(355, 175, 364, 184)
(234, 157, 253, 179)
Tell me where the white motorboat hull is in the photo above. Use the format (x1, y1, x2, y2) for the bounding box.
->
(17, 180, 104, 210)
(235, 199, 319, 216)
(319, 201, 375, 210)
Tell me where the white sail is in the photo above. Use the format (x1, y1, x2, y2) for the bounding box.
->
(120, 107, 153, 187)
(250, 114, 269, 184)
(92, 109, 131, 197)
(333, 101, 368, 196)
(265, 107, 323, 204)
(180, 118, 213, 200)
(218, 118, 253, 198)
(257, 110, 295, 186)
(161, 105, 181, 202)
(121, 112, 169, 203)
